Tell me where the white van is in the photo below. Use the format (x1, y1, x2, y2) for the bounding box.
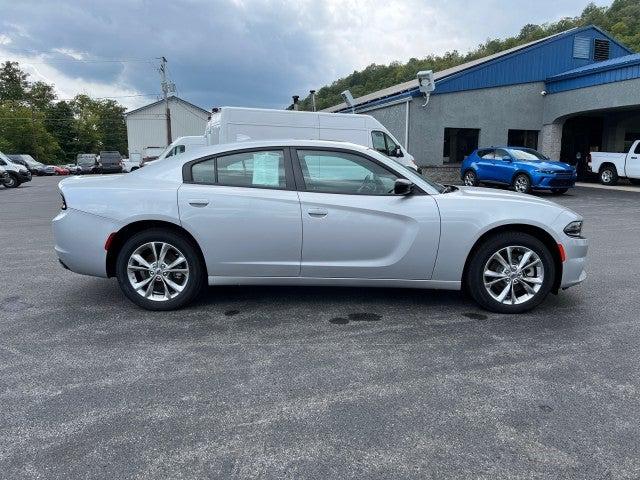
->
(144, 135, 206, 166)
(204, 107, 418, 169)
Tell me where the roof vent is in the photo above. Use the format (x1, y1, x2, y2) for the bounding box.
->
(594, 39, 610, 61)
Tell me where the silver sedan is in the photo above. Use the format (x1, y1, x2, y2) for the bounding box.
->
(52, 140, 587, 313)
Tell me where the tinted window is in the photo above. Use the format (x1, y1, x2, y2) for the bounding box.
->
(192, 159, 215, 184)
(191, 150, 286, 189)
(479, 149, 495, 159)
(634, 142, 640, 155)
(297, 149, 399, 195)
(494, 149, 511, 161)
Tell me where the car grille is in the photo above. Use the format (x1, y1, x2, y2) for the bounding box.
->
(550, 178, 574, 187)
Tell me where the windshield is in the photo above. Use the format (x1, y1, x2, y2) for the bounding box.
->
(507, 148, 549, 161)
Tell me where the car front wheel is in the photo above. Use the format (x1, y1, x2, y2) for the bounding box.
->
(3, 174, 19, 188)
(512, 174, 531, 194)
(466, 232, 555, 314)
(116, 229, 205, 310)
(463, 170, 479, 186)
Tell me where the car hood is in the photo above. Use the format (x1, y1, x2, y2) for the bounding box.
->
(520, 160, 574, 171)
(450, 186, 561, 208)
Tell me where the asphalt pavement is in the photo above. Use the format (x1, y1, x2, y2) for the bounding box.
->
(1, 175, 640, 479)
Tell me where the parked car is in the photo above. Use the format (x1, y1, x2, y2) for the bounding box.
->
(41, 165, 57, 176)
(204, 107, 418, 170)
(0, 151, 32, 187)
(53, 140, 587, 313)
(7, 154, 47, 176)
(140, 147, 165, 167)
(141, 136, 205, 167)
(64, 164, 82, 175)
(587, 140, 640, 186)
(461, 147, 577, 194)
(98, 151, 123, 174)
(53, 165, 70, 175)
(76, 154, 100, 174)
(121, 157, 141, 173)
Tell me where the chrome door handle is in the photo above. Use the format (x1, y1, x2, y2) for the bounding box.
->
(307, 208, 328, 217)
(188, 199, 209, 207)
(631, 156, 638, 159)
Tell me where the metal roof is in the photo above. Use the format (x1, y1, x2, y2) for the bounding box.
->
(125, 96, 209, 116)
(324, 25, 633, 113)
(547, 52, 640, 80)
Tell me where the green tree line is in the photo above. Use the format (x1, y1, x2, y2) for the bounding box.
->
(299, 0, 640, 111)
(0, 61, 128, 164)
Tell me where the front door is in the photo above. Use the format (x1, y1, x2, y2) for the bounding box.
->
(626, 141, 640, 178)
(293, 148, 440, 280)
(491, 148, 517, 184)
(178, 148, 302, 277)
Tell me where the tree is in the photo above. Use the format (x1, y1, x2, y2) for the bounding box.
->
(0, 61, 29, 103)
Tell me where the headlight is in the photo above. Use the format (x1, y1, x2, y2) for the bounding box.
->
(60, 193, 67, 211)
(536, 169, 556, 174)
(564, 220, 583, 238)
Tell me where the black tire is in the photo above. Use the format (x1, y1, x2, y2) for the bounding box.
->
(551, 188, 568, 194)
(599, 165, 618, 186)
(3, 173, 20, 188)
(116, 229, 205, 311)
(512, 173, 532, 194)
(463, 169, 479, 186)
(466, 232, 555, 314)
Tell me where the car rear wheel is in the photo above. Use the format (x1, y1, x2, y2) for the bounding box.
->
(463, 170, 479, 186)
(599, 166, 618, 186)
(466, 232, 555, 314)
(116, 229, 205, 311)
(3, 174, 19, 188)
(551, 188, 568, 194)
(512, 174, 531, 194)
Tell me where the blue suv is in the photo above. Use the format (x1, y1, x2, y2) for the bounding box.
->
(461, 147, 577, 194)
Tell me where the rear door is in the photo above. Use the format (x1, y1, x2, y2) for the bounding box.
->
(625, 141, 640, 178)
(292, 148, 440, 280)
(178, 148, 302, 278)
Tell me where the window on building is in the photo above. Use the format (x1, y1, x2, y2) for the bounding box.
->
(573, 36, 591, 59)
(508, 130, 539, 150)
(443, 128, 480, 163)
(594, 39, 610, 61)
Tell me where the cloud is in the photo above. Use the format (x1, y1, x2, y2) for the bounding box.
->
(0, 0, 612, 110)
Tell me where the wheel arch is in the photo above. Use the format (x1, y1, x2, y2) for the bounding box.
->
(510, 169, 532, 185)
(105, 220, 206, 278)
(598, 162, 618, 174)
(461, 223, 563, 295)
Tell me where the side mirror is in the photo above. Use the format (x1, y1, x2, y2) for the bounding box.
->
(394, 178, 414, 195)
(392, 146, 404, 157)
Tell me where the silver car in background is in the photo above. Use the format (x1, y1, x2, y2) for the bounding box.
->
(53, 140, 587, 313)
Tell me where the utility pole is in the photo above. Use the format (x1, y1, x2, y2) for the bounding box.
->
(160, 56, 172, 145)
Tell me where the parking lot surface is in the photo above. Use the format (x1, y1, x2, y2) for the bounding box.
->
(1, 175, 640, 479)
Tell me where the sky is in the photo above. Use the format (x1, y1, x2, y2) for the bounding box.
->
(0, 0, 612, 111)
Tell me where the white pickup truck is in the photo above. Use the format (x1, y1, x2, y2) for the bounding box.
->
(588, 140, 640, 185)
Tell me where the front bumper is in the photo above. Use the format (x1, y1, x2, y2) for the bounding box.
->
(52, 208, 119, 278)
(532, 173, 577, 190)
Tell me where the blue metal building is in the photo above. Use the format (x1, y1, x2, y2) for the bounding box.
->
(325, 26, 640, 167)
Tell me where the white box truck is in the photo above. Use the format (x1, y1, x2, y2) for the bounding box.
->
(588, 140, 640, 185)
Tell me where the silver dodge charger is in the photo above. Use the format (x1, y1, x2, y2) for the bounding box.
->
(52, 140, 587, 313)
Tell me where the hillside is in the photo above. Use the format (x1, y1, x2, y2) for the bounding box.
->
(299, 0, 640, 111)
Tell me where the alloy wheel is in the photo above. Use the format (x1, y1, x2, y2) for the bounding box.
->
(126, 242, 190, 302)
(483, 245, 544, 305)
(464, 171, 477, 186)
(601, 170, 612, 183)
(514, 175, 530, 193)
